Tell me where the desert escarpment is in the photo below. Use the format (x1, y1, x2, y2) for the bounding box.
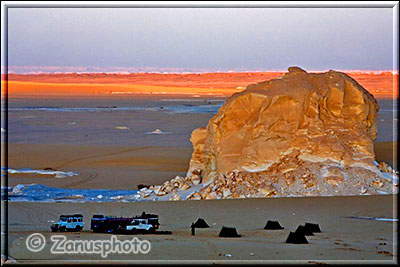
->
(138, 67, 397, 200)
(2, 70, 397, 98)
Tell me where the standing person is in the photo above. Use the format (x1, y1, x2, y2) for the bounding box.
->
(191, 222, 195, 236)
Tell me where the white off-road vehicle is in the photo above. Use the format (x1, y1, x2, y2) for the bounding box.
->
(125, 218, 154, 233)
(51, 214, 84, 232)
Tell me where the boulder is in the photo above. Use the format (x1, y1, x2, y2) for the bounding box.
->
(137, 67, 397, 201)
(185, 67, 396, 197)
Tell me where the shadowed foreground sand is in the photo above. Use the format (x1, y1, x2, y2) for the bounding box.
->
(5, 195, 396, 263)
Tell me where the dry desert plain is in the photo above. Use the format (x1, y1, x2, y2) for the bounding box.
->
(1, 71, 398, 263)
(2, 70, 399, 97)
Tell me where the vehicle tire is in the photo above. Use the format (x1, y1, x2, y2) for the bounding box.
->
(75, 226, 81, 232)
(60, 227, 66, 232)
(51, 228, 57, 232)
(116, 225, 123, 235)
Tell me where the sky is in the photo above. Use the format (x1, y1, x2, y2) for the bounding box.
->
(6, 7, 396, 73)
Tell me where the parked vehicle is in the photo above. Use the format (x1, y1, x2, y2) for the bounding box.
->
(125, 218, 155, 234)
(90, 215, 133, 233)
(51, 214, 84, 232)
(90, 212, 159, 234)
(139, 212, 160, 230)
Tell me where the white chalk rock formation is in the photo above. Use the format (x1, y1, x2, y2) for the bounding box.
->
(139, 67, 397, 200)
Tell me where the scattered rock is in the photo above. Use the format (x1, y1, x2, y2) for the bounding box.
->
(191, 192, 202, 200)
(179, 183, 191, 191)
(170, 194, 181, 201)
(205, 192, 218, 200)
(147, 128, 171, 135)
(191, 174, 202, 185)
(223, 188, 232, 198)
(137, 184, 150, 190)
(115, 126, 129, 130)
(378, 162, 397, 174)
(377, 250, 394, 256)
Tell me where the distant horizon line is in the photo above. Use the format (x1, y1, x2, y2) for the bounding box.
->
(1, 65, 399, 75)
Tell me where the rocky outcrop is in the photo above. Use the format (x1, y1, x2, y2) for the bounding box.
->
(138, 67, 397, 201)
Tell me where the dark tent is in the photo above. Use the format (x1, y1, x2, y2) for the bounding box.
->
(219, 226, 241, 238)
(286, 231, 308, 244)
(193, 218, 209, 228)
(295, 225, 314, 236)
(264, 220, 284, 230)
(304, 223, 321, 233)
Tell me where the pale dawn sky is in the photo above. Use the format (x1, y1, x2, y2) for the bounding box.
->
(6, 7, 395, 72)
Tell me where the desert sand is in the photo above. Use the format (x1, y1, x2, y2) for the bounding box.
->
(3, 125, 397, 263)
(6, 143, 191, 189)
(2, 71, 398, 263)
(4, 141, 397, 191)
(2, 71, 398, 98)
(6, 195, 396, 263)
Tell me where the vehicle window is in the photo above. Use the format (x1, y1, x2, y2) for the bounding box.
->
(73, 219, 77, 222)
